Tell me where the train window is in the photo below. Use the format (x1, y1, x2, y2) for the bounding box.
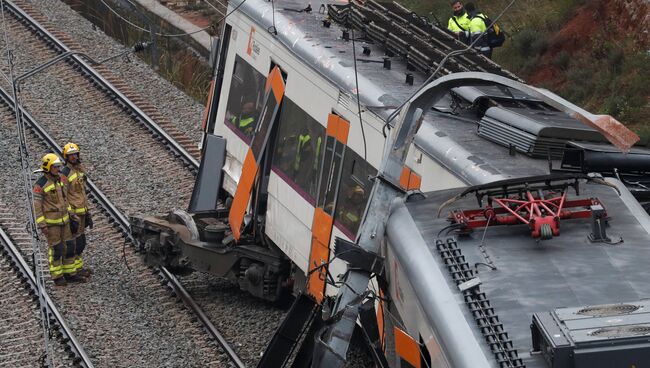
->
(334, 150, 375, 238)
(224, 55, 266, 141)
(271, 98, 325, 203)
(318, 136, 345, 216)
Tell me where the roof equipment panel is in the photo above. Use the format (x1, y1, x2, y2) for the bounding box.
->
(532, 300, 650, 368)
(477, 107, 606, 159)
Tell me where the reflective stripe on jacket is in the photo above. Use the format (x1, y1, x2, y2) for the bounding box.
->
(33, 174, 70, 227)
(61, 164, 88, 214)
(470, 13, 491, 51)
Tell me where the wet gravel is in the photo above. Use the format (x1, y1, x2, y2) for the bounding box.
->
(26, 0, 206, 145)
(0, 0, 375, 366)
(0, 239, 71, 368)
(0, 102, 223, 367)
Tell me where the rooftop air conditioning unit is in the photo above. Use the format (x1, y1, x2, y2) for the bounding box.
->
(531, 300, 650, 368)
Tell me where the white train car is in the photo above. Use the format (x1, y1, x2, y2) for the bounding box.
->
(133, 0, 650, 367)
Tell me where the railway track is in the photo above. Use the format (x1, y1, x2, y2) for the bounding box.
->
(0, 81, 243, 366)
(0, 211, 91, 367)
(0, 0, 283, 365)
(3, 0, 201, 168)
(0, 0, 252, 366)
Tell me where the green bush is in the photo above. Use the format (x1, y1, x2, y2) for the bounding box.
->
(607, 47, 625, 74)
(514, 28, 537, 57)
(553, 50, 570, 70)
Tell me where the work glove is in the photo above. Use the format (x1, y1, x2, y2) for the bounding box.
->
(85, 212, 93, 229)
(70, 218, 79, 235)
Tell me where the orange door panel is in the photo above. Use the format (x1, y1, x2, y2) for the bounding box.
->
(394, 327, 421, 368)
(306, 113, 350, 302)
(228, 66, 285, 240)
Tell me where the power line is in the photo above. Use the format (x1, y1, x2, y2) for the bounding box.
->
(350, 28, 367, 161)
(202, 0, 226, 18)
(96, 0, 248, 38)
(0, 1, 54, 365)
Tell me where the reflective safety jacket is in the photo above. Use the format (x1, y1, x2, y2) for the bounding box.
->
(238, 117, 255, 128)
(33, 174, 70, 228)
(293, 134, 322, 172)
(61, 164, 88, 214)
(447, 12, 470, 32)
(469, 13, 490, 52)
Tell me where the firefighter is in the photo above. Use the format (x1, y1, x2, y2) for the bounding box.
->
(447, 1, 471, 43)
(33, 153, 80, 286)
(61, 143, 93, 278)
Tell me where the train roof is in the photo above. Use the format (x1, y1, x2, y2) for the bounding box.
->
(388, 177, 650, 367)
(233, 0, 645, 185)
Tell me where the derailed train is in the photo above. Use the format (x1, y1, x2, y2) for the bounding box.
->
(130, 0, 650, 367)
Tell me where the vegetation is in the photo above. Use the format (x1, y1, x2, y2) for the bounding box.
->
(401, 0, 650, 141)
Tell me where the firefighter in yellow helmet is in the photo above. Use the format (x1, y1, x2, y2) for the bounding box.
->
(33, 153, 81, 286)
(60, 143, 93, 278)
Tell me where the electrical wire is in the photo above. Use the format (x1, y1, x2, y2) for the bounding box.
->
(368, 280, 432, 368)
(202, 0, 227, 17)
(350, 28, 367, 160)
(1, 2, 53, 365)
(267, 0, 277, 35)
(382, 0, 518, 132)
(96, 0, 248, 37)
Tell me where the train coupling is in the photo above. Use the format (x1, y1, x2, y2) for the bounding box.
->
(129, 209, 290, 302)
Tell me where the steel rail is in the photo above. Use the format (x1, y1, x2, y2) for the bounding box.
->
(0, 226, 94, 367)
(0, 82, 245, 368)
(3, 0, 200, 171)
(160, 267, 246, 368)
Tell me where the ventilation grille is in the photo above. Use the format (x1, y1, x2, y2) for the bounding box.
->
(337, 91, 354, 111)
(590, 325, 650, 338)
(577, 304, 640, 317)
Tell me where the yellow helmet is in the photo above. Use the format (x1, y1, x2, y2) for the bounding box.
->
(41, 153, 63, 173)
(63, 142, 80, 159)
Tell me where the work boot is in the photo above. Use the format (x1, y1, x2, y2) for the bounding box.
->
(64, 274, 87, 283)
(53, 277, 67, 287)
(77, 268, 92, 278)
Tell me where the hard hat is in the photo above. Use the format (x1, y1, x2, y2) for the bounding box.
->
(41, 153, 62, 173)
(63, 142, 80, 159)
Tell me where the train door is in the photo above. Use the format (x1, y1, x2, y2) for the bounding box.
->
(307, 113, 350, 302)
(228, 65, 286, 240)
(202, 24, 232, 136)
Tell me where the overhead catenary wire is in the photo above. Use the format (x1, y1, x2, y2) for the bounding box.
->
(382, 0, 518, 132)
(0, 1, 53, 365)
(350, 27, 367, 161)
(96, 0, 248, 37)
(267, 0, 277, 35)
(201, 0, 227, 18)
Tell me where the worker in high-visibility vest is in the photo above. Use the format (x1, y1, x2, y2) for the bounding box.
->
(447, 1, 471, 43)
(337, 185, 366, 234)
(230, 102, 257, 136)
(60, 143, 93, 278)
(465, 2, 492, 58)
(33, 153, 81, 286)
(292, 128, 322, 193)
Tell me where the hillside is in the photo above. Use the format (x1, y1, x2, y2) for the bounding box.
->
(401, 0, 650, 141)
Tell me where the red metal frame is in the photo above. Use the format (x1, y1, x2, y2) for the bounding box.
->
(450, 190, 602, 239)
